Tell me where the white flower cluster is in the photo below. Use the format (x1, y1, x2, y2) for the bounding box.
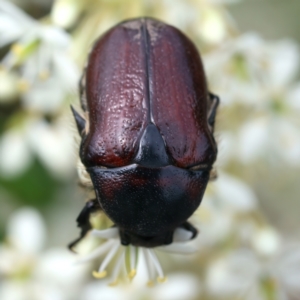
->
(206, 33, 300, 166)
(197, 175, 300, 299)
(0, 208, 202, 300)
(0, 1, 79, 179)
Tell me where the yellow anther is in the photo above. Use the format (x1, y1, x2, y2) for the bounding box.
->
(38, 70, 50, 80)
(147, 280, 154, 287)
(11, 44, 24, 56)
(157, 276, 167, 283)
(18, 79, 30, 92)
(128, 269, 136, 279)
(92, 270, 107, 279)
(108, 280, 118, 287)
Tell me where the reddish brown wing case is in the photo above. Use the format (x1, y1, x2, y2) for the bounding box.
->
(82, 18, 215, 168)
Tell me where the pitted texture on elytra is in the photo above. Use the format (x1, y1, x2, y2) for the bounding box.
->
(146, 20, 216, 167)
(82, 18, 216, 168)
(83, 22, 148, 167)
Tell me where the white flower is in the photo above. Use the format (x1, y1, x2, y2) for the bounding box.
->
(211, 172, 258, 212)
(287, 82, 300, 111)
(221, 112, 300, 167)
(276, 243, 300, 299)
(0, 69, 19, 103)
(195, 202, 234, 248)
(161, 0, 198, 28)
(0, 116, 76, 179)
(251, 227, 280, 257)
(0, 208, 45, 277)
(0, 1, 79, 179)
(6, 208, 46, 254)
(0, 207, 89, 300)
(25, 117, 76, 179)
(0, 129, 33, 178)
(80, 272, 200, 300)
(51, 0, 83, 29)
(150, 273, 201, 300)
(205, 33, 299, 105)
(193, 173, 258, 250)
(237, 116, 300, 166)
(207, 33, 300, 166)
(199, 7, 228, 44)
(206, 241, 300, 300)
(206, 249, 262, 299)
(75, 226, 198, 287)
(0, 0, 36, 47)
(0, 1, 79, 114)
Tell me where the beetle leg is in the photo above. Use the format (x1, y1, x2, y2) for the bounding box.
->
(119, 230, 131, 246)
(71, 105, 86, 137)
(68, 199, 101, 251)
(207, 93, 220, 133)
(179, 221, 198, 240)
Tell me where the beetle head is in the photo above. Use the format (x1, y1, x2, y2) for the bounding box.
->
(87, 163, 210, 247)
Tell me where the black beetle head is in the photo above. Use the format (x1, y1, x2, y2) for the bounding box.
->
(87, 163, 210, 247)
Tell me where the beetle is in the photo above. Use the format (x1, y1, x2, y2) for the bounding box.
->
(69, 17, 219, 249)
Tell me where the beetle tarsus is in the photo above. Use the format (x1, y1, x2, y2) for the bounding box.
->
(68, 199, 101, 251)
(180, 221, 198, 240)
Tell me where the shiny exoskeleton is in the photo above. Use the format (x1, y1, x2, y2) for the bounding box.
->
(70, 17, 219, 249)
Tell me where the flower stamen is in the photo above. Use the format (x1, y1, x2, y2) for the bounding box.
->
(92, 270, 107, 279)
(128, 245, 137, 279)
(75, 226, 197, 285)
(143, 249, 155, 287)
(93, 241, 119, 278)
(109, 249, 125, 286)
(76, 239, 115, 264)
(146, 249, 167, 284)
(11, 44, 24, 56)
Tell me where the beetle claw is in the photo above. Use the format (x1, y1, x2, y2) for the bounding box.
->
(68, 236, 83, 252)
(179, 221, 198, 240)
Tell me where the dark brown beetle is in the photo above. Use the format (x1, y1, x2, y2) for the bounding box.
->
(70, 17, 219, 249)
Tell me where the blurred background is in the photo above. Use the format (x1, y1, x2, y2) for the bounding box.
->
(0, 0, 299, 299)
